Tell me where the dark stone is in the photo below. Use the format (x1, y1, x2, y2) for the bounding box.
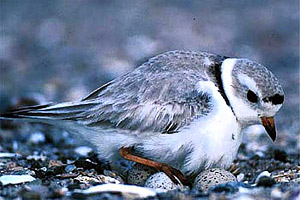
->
(34, 169, 46, 179)
(29, 160, 43, 169)
(273, 149, 288, 162)
(74, 158, 104, 173)
(67, 183, 81, 190)
(256, 176, 276, 187)
(210, 182, 250, 193)
(46, 165, 65, 176)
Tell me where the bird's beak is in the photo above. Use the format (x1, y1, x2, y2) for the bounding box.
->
(260, 116, 276, 142)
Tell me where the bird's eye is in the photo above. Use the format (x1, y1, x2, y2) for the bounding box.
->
(247, 90, 258, 103)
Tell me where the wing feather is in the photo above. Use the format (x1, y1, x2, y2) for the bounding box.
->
(1, 51, 225, 134)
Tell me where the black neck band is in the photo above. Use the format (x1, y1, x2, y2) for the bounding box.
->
(214, 63, 230, 106)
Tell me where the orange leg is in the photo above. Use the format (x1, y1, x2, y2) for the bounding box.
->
(120, 147, 188, 185)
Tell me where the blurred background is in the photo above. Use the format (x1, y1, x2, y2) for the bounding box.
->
(0, 1, 299, 151)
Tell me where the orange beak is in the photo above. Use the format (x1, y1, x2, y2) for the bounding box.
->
(261, 116, 276, 142)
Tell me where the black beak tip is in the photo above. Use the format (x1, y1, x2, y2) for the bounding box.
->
(265, 127, 276, 142)
(270, 133, 276, 142)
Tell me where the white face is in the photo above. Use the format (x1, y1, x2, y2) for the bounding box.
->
(236, 73, 282, 118)
(220, 59, 283, 126)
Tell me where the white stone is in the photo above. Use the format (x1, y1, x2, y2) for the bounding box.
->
(74, 146, 93, 157)
(29, 131, 45, 144)
(0, 175, 36, 185)
(237, 173, 245, 182)
(70, 184, 156, 198)
(0, 152, 20, 158)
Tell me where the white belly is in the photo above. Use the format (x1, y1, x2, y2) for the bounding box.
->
(139, 81, 243, 176)
(139, 104, 241, 176)
(180, 105, 242, 175)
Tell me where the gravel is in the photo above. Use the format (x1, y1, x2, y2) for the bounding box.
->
(0, 121, 299, 199)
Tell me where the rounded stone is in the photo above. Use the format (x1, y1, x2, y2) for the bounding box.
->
(144, 172, 182, 190)
(127, 163, 156, 186)
(194, 168, 237, 191)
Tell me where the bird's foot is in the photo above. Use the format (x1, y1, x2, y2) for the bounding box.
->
(120, 147, 188, 186)
(158, 163, 188, 185)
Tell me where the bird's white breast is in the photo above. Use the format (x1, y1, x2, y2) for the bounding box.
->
(140, 81, 242, 175)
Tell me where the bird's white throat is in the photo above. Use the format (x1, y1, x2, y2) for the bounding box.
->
(221, 58, 258, 125)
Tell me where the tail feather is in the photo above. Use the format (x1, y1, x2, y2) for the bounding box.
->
(0, 101, 98, 122)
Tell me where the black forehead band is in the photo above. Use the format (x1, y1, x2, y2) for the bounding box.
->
(263, 94, 284, 105)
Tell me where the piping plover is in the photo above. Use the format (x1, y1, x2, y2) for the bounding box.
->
(1, 50, 284, 185)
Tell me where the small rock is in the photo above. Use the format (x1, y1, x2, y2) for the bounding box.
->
(71, 183, 157, 199)
(144, 172, 182, 190)
(74, 175, 100, 184)
(65, 164, 76, 173)
(98, 174, 122, 184)
(103, 171, 124, 184)
(74, 158, 103, 173)
(56, 173, 79, 179)
(74, 146, 93, 157)
(6, 162, 17, 169)
(194, 168, 237, 192)
(127, 163, 156, 186)
(0, 152, 20, 158)
(256, 176, 276, 187)
(273, 148, 288, 162)
(29, 131, 46, 144)
(48, 160, 64, 168)
(254, 171, 271, 184)
(27, 154, 47, 161)
(0, 175, 36, 185)
(210, 182, 248, 193)
(47, 165, 66, 176)
(237, 173, 245, 182)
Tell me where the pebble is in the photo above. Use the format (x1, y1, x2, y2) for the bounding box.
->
(209, 182, 248, 193)
(98, 174, 122, 184)
(256, 176, 276, 187)
(273, 148, 288, 162)
(74, 146, 93, 157)
(27, 155, 47, 161)
(0, 175, 36, 186)
(70, 183, 157, 199)
(237, 173, 245, 182)
(254, 171, 271, 184)
(29, 131, 46, 144)
(74, 175, 100, 184)
(144, 172, 182, 190)
(254, 171, 277, 187)
(127, 163, 156, 186)
(65, 164, 76, 173)
(73, 158, 103, 173)
(0, 152, 20, 158)
(48, 160, 64, 168)
(194, 168, 237, 192)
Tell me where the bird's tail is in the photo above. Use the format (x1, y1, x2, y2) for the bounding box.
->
(0, 101, 97, 123)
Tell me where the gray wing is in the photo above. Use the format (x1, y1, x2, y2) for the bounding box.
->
(3, 51, 225, 134)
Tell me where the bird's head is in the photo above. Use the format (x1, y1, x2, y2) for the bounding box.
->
(221, 58, 284, 142)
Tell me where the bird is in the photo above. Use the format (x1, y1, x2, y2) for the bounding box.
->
(0, 50, 284, 185)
